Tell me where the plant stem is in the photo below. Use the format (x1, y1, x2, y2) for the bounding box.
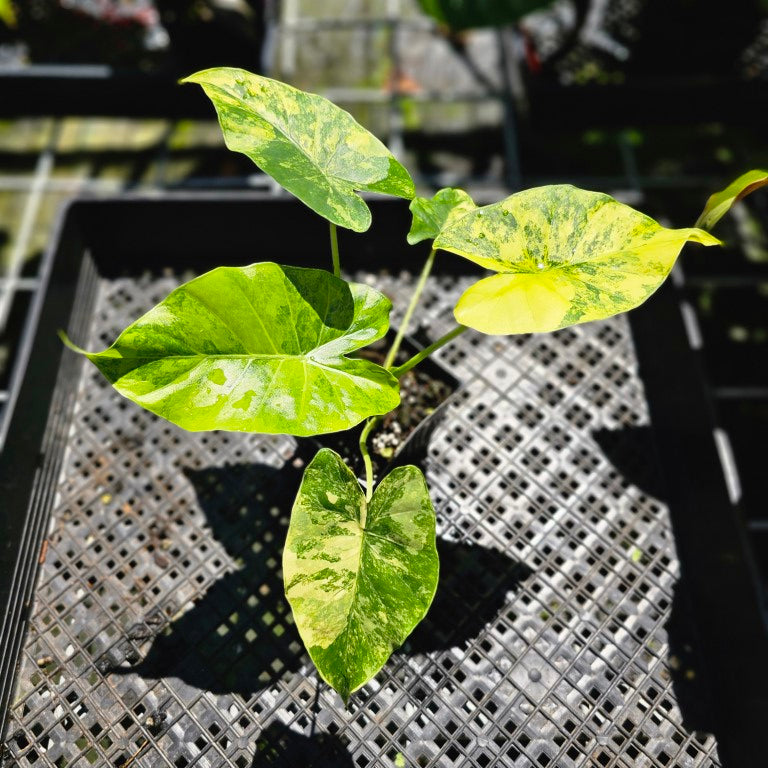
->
(359, 323, 466, 497)
(390, 325, 467, 379)
(384, 248, 436, 370)
(329, 222, 340, 277)
(359, 416, 380, 502)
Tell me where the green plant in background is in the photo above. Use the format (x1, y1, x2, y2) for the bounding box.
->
(416, 0, 552, 30)
(0, 0, 16, 29)
(62, 67, 766, 704)
(695, 169, 768, 231)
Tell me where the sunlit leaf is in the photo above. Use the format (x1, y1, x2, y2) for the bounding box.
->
(407, 187, 477, 245)
(695, 169, 768, 231)
(182, 68, 415, 232)
(284, 448, 438, 702)
(434, 185, 721, 335)
(63, 264, 400, 435)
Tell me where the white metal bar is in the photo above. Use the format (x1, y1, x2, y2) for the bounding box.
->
(0, 278, 39, 291)
(0, 64, 112, 77)
(284, 17, 431, 30)
(679, 300, 703, 350)
(0, 176, 123, 193)
(280, 0, 300, 78)
(713, 427, 742, 505)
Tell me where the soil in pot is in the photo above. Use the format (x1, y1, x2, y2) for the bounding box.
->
(308, 334, 458, 482)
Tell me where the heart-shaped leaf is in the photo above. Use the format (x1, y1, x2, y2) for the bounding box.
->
(434, 184, 721, 335)
(407, 187, 477, 245)
(283, 448, 438, 702)
(182, 68, 415, 232)
(695, 169, 768, 231)
(64, 264, 400, 435)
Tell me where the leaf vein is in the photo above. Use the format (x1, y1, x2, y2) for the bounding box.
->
(229, 273, 281, 354)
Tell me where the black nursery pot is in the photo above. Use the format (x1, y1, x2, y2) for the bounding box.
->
(3, 192, 768, 768)
(308, 332, 460, 482)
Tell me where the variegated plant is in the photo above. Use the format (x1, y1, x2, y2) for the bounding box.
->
(62, 67, 765, 703)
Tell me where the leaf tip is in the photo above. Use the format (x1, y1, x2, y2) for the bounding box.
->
(689, 228, 722, 247)
(58, 329, 88, 355)
(178, 70, 203, 86)
(179, 67, 229, 87)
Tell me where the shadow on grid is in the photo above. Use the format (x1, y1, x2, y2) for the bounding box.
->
(104, 451, 532, 697)
(594, 424, 721, 745)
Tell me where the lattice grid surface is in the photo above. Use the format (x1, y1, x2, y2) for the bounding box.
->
(3, 268, 721, 767)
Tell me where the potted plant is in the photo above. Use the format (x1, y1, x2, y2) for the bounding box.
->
(56, 68, 766, 707)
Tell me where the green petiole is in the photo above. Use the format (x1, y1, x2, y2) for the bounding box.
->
(384, 248, 437, 370)
(330, 222, 340, 278)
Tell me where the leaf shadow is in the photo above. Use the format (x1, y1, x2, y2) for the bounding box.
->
(592, 425, 669, 503)
(108, 458, 306, 696)
(592, 424, 721, 745)
(281, 267, 354, 332)
(107, 450, 532, 697)
(663, 577, 718, 735)
(404, 539, 533, 655)
(249, 722, 354, 768)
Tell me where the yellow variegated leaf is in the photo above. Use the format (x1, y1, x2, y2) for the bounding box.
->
(284, 449, 438, 702)
(182, 68, 414, 232)
(435, 185, 721, 335)
(62, 264, 400, 435)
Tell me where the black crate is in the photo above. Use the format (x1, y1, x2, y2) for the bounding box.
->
(1, 194, 764, 767)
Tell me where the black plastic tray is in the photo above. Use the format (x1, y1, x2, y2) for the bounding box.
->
(0, 67, 213, 119)
(630, 280, 768, 765)
(0, 193, 451, 748)
(2, 193, 765, 767)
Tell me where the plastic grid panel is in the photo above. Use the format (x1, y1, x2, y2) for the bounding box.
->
(4, 269, 721, 768)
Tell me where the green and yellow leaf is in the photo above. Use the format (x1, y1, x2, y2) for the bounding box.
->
(284, 449, 439, 702)
(434, 184, 721, 335)
(407, 187, 477, 245)
(695, 169, 768, 231)
(63, 264, 400, 435)
(182, 68, 415, 232)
